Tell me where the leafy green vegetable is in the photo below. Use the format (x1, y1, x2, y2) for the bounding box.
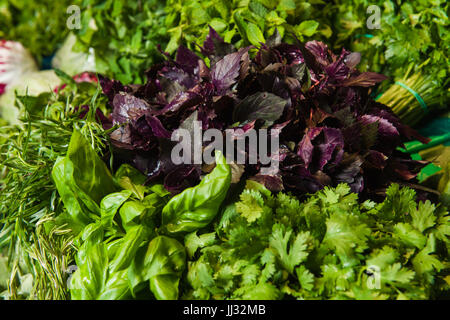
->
(164, 0, 328, 54)
(161, 151, 231, 235)
(52, 129, 117, 233)
(185, 183, 450, 300)
(0, 79, 109, 299)
(129, 236, 186, 300)
(0, 0, 82, 64)
(332, 0, 449, 125)
(74, 0, 168, 84)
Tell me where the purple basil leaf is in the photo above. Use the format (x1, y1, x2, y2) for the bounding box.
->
(334, 156, 364, 192)
(112, 92, 150, 124)
(211, 47, 250, 95)
(340, 72, 388, 87)
(297, 127, 322, 168)
(316, 128, 344, 170)
(202, 26, 235, 59)
(164, 165, 200, 194)
(250, 174, 284, 192)
(304, 40, 330, 67)
(232, 92, 288, 126)
(146, 115, 172, 139)
(99, 76, 128, 104)
(360, 115, 399, 137)
(176, 45, 200, 74)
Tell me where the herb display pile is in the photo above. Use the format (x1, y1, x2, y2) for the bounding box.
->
(0, 0, 449, 300)
(101, 29, 431, 202)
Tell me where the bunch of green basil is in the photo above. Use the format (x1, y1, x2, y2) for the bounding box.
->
(52, 129, 231, 299)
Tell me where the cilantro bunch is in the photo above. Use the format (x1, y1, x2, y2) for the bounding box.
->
(185, 181, 450, 300)
(331, 0, 449, 126)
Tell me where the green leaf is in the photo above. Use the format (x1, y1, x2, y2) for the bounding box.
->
(114, 164, 147, 200)
(119, 200, 147, 229)
(185, 232, 216, 259)
(161, 151, 231, 234)
(411, 200, 436, 232)
(70, 242, 109, 300)
(269, 224, 310, 274)
(296, 265, 314, 291)
(100, 190, 133, 228)
(366, 246, 398, 270)
(233, 11, 249, 43)
(65, 129, 117, 205)
(97, 269, 130, 300)
(412, 234, 443, 278)
(393, 223, 427, 249)
(246, 22, 265, 46)
(239, 282, 281, 300)
(382, 263, 415, 285)
(109, 225, 147, 273)
(322, 212, 370, 265)
(235, 190, 264, 223)
(128, 236, 186, 300)
(51, 156, 91, 233)
(295, 20, 319, 37)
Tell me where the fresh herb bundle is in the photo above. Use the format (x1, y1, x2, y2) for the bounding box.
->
(185, 181, 450, 300)
(0, 77, 109, 299)
(100, 28, 431, 201)
(332, 0, 449, 126)
(45, 128, 449, 299)
(73, 0, 168, 84)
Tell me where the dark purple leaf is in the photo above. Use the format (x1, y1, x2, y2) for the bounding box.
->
(250, 174, 284, 192)
(176, 45, 200, 74)
(164, 165, 200, 194)
(112, 92, 150, 124)
(146, 115, 172, 139)
(201, 26, 235, 59)
(360, 115, 399, 137)
(297, 127, 322, 168)
(211, 47, 250, 94)
(340, 72, 388, 87)
(232, 92, 288, 126)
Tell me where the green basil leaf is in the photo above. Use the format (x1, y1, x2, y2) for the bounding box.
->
(161, 151, 231, 234)
(109, 225, 147, 273)
(70, 242, 108, 300)
(100, 190, 133, 228)
(97, 269, 130, 300)
(51, 156, 90, 233)
(114, 164, 147, 200)
(119, 200, 147, 230)
(128, 236, 186, 300)
(66, 130, 117, 205)
(52, 130, 117, 233)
